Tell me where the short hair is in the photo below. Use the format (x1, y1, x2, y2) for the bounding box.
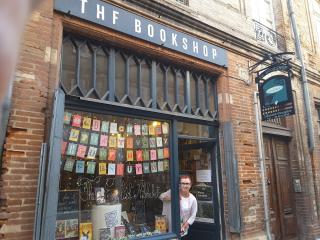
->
(180, 175, 192, 184)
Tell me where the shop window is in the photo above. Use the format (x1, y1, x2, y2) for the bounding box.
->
(115, 52, 126, 102)
(57, 109, 172, 239)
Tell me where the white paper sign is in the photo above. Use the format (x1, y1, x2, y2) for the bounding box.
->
(196, 170, 211, 183)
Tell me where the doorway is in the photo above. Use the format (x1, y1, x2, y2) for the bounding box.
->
(263, 135, 298, 240)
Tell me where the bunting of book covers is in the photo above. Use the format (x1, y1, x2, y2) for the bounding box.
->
(72, 114, 82, 127)
(87, 146, 97, 159)
(92, 119, 101, 131)
(163, 137, 169, 147)
(99, 162, 107, 175)
(110, 122, 118, 134)
(65, 219, 79, 238)
(126, 123, 133, 135)
(108, 149, 117, 161)
(143, 162, 150, 174)
(61, 141, 67, 155)
(116, 163, 124, 176)
(63, 112, 72, 125)
(150, 149, 157, 160)
(79, 223, 93, 240)
(135, 164, 143, 175)
(155, 125, 162, 135)
(69, 129, 80, 142)
(100, 135, 108, 147)
(67, 143, 77, 156)
(76, 160, 85, 173)
(99, 148, 107, 161)
(126, 150, 134, 161)
(163, 159, 169, 171)
(64, 158, 75, 172)
(109, 136, 117, 148)
(156, 137, 163, 147)
(134, 124, 141, 136)
(77, 145, 87, 159)
(126, 165, 134, 175)
(80, 131, 89, 145)
(63, 125, 70, 141)
(141, 123, 148, 135)
(56, 220, 65, 239)
(136, 150, 143, 161)
(150, 162, 158, 173)
(157, 149, 164, 159)
(143, 150, 149, 161)
(149, 137, 156, 148)
(118, 125, 125, 133)
(162, 122, 169, 135)
(117, 150, 124, 161)
(135, 137, 142, 149)
(108, 163, 116, 175)
(163, 148, 170, 158)
(82, 117, 92, 129)
(117, 137, 125, 148)
(148, 124, 155, 136)
(141, 137, 149, 149)
(101, 121, 110, 133)
(90, 133, 99, 146)
(157, 161, 164, 172)
(87, 161, 96, 174)
(126, 137, 133, 149)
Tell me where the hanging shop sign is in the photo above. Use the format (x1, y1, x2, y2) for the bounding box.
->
(54, 0, 228, 67)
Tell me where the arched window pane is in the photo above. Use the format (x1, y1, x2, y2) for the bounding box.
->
(115, 52, 126, 101)
(141, 60, 151, 104)
(96, 49, 108, 98)
(129, 57, 139, 102)
(177, 71, 185, 109)
(198, 77, 206, 113)
(80, 43, 93, 96)
(167, 68, 175, 108)
(208, 79, 216, 113)
(156, 64, 165, 107)
(61, 38, 76, 92)
(190, 74, 197, 111)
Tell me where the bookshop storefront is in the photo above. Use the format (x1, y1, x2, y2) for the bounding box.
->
(41, 1, 228, 239)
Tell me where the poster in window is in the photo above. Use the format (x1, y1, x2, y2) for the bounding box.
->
(163, 160, 169, 171)
(143, 162, 150, 174)
(108, 149, 117, 161)
(150, 150, 157, 160)
(76, 160, 85, 174)
(109, 136, 117, 148)
(100, 135, 108, 147)
(141, 137, 149, 149)
(82, 117, 92, 129)
(99, 163, 107, 175)
(135, 164, 143, 175)
(134, 124, 141, 136)
(116, 163, 124, 176)
(79, 222, 93, 240)
(149, 138, 156, 148)
(163, 137, 169, 147)
(157, 161, 164, 172)
(80, 132, 89, 145)
(136, 150, 143, 161)
(95, 187, 106, 204)
(64, 158, 75, 172)
(126, 123, 133, 135)
(118, 125, 125, 133)
(126, 137, 133, 149)
(114, 225, 126, 239)
(156, 137, 163, 147)
(64, 111, 72, 125)
(92, 119, 101, 131)
(87, 147, 97, 159)
(163, 148, 170, 158)
(72, 114, 82, 127)
(117, 137, 125, 148)
(90, 133, 99, 146)
(141, 124, 148, 135)
(126, 165, 134, 175)
(56, 220, 65, 239)
(155, 125, 162, 135)
(157, 149, 164, 159)
(162, 123, 169, 135)
(67, 143, 77, 156)
(143, 150, 149, 161)
(148, 125, 155, 135)
(77, 145, 87, 159)
(101, 121, 110, 133)
(150, 162, 158, 173)
(87, 161, 96, 174)
(65, 218, 79, 238)
(110, 122, 118, 134)
(69, 129, 80, 142)
(108, 163, 116, 175)
(99, 148, 107, 161)
(117, 150, 124, 162)
(126, 150, 134, 161)
(135, 137, 142, 149)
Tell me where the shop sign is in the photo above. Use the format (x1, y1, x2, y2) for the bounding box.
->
(258, 74, 295, 121)
(54, 0, 228, 67)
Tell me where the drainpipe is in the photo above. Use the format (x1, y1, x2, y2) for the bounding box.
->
(287, 0, 314, 152)
(0, 81, 12, 169)
(254, 92, 272, 240)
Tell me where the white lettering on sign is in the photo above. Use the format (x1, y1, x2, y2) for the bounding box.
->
(171, 33, 178, 47)
(112, 10, 119, 24)
(203, 45, 208, 57)
(193, 41, 199, 54)
(212, 48, 217, 59)
(96, 4, 105, 20)
(160, 29, 166, 42)
(80, 0, 88, 14)
(148, 24, 154, 38)
(135, 19, 141, 33)
(182, 38, 188, 50)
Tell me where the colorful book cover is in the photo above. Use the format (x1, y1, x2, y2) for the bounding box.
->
(150, 149, 157, 160)
(109, 122, 118, 134)
(136, 150, 143, 161)
(90, 133, 99, 146)
(135, 164, 143, 175)
(77, 145, 87, 159)
(108, 149, 117, 161)
(87, 161, 96, 174)
(100, 135, 108, 147)
(126, 165, 134, 175)
(69, 129, 80, 142)
(135, 137, 142, 149)
(117, 137, 125, 148)
(87, 146, 97, 159)
(65, 219, 79, 238)
(76, 160, 85, 173)
(149, 137, 156, 148)
(157, 148, 164, 159)
(126, 123, 133, 135)
(150, 162, 158, 173)
(143, 162, 150, 174)
(126, 150, 134, 161)
(114, 225, 126, 239)
(108, 136, 117, 148)
(163, 137, 169, 147)
(141, 124, 148, 135)
(63, 112, 72, 125)
(116, 163, 124, 176)
(82, 117, 92, 129)
(55, 220, 65, 239)
(79, 222, 93, 240)
(66, 143, 77, 156)
(141, 137, 149, 149)
(92, 119, 101, 131)
(101, 121, 110, 133)
(156, 137, 163, 147)
(108, 163, 116, 175)
(99, 162, 107, 175)
(80, 131, 90, 144)
(155, 125, 162, 135)
(64, 158, 75, 172)
(99, 148, 107, 161)
(126, 137, 133, 149)
(134, 124, 141, 136)
(162, 122, 169, 134)
(63, 125, 71, 141)
(163, 148, 170, 158)
(148, 124, 155, 135)
(72, 114, 82, 127)
(157, 161, 164, 172)
(118, 125, 125, 133)
(61, 141, 67, 155)
(117, 150, 124, 161)
(143, 150, 149, 161)
(163, 159, 170, 171)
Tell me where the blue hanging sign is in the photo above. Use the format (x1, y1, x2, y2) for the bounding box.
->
(54, 0, 228, 67)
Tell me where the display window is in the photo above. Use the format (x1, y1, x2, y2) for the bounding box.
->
(56, 109, 172, 240)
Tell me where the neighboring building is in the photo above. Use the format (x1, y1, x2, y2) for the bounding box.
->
(0, 0, 319, 239)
